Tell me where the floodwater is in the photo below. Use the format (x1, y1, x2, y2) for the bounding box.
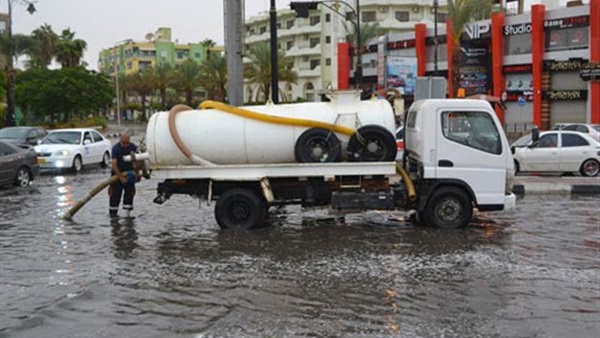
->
(1, 169, 599, 338)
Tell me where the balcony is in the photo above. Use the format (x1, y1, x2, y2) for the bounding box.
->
(298, 66, 322, 78)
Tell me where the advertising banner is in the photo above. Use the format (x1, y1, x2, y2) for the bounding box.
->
(459, 40, 491, 96)
(386, 56, 417, 95)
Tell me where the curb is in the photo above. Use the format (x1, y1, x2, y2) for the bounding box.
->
(512, 184, 600, 196)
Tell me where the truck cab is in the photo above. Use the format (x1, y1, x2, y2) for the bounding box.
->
(404, 99, 516, 228)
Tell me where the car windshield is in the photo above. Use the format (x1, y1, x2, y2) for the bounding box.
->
(0, 128, 28, 139)
(42, 131, 81, 145)
(512, 133, 532, 147)
(593, 125, 600, 132)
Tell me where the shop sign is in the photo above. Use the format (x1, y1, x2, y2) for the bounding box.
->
(377, 36, 387, 89)
(544, 15, 589, 29)
(462, 21, 491, 40)
(387, 39, 416, 50)
(543, 90, 587, 101)
(504, 23, 532, 36)
(544, 59, 586, 72)
(580, 62, 600, 82)
(503, 64, 532, 73)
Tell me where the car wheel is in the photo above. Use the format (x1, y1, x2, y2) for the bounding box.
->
(14, 167, 31, 187)
(580, 159, 600, 177)
(72, 155, 83, 173)
(100, 151, 111, 169)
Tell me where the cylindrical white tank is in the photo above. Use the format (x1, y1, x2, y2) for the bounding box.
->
(146, 91, 396, 166)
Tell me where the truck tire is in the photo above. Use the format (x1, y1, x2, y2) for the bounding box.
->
(295, 128, 342, 163)
(215, 188, 267, 230)
(347, 125, 397, 162)
(421, 186, 473, 229)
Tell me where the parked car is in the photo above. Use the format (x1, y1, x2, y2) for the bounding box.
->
(0, 126, 47, 148)
(395, 125, 404, 161)
(551, 123, 600, 141)
(34, 128, 112, 173)
(511, 133, 532, 148)
(513, 130, 600, 177)
(0, 141, 40, 187)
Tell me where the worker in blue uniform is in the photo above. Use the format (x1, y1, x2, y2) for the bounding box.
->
(109, 133, 138, 218)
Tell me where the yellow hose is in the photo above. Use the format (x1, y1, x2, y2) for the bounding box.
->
(396, 163, 417, 202)
(199, 100, 356, 136)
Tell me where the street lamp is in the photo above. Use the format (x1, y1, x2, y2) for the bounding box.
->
(291, 0, 362, 90)
(4, 0, 36, 127)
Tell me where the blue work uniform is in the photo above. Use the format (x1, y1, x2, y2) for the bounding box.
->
(109, 142, 138, 216)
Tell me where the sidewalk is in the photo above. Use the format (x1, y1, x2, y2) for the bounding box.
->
(513, 175, 600, 196)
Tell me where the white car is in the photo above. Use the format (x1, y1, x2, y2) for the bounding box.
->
(34, 128, 112, 172)
(552, 123, 600, 141)
(513, 130, 600, 177)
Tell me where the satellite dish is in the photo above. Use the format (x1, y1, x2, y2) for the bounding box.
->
(145, 33, 154, 41)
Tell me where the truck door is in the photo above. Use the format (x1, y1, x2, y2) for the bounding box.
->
(436, 110, 507, 206)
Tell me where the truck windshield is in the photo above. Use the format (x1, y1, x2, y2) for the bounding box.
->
(441, 111, 502, 155)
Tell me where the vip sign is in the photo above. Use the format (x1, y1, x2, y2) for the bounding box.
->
(463, 21, 491, 40)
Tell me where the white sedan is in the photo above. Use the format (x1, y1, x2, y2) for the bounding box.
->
(513, 130, 600, 177)
(34, 128, 112, 172)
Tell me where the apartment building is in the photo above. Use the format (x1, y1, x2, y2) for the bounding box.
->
(98, 27, 207, 77)
(243, 0, 448, 103)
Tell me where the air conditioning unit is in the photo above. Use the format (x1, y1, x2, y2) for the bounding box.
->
(412, 6, 420, 13)
(379, 6, 388, 13)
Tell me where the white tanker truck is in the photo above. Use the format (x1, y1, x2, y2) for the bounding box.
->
(131, 91, 515, 229)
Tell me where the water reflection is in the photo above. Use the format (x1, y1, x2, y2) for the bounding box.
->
(111, 218, 138, 260)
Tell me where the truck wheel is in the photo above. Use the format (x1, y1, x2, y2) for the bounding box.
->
(422, 187, 473, 229)
(295, 128, 342, 163)
(347, 125, 397, 162)
(215, 188, 267, 230)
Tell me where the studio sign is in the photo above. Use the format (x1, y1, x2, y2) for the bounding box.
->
(544, 90, 587, 101)
(545, 59, 585, 72)
(504, 23, 532, 36)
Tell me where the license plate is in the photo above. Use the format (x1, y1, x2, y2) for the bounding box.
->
(37, 157, 46, 163)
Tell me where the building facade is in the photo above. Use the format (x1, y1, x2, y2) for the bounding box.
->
(243, 0, 448, 103)
(352, 0, 599, 129)
(98, 27, 207, 77)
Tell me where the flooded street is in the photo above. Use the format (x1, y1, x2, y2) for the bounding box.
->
(1, 169, 599, 338)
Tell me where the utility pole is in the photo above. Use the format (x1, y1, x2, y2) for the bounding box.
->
(355, 0, 362, 90)
(224, 0, 244, 106)
(269, 0, 279, 103)
(433, 0, 439, 76)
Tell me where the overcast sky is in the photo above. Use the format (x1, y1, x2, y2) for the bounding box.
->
(7, 0, 583, 70)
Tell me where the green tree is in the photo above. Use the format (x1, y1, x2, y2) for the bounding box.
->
(243, 42, 297, 102)
(152, 62, 174, 109)
(173, 59, 202, 106)
(199, 52, 227, 102)
(55, 28, 87, 68)
(15, 68, 112, 124)
(28, 24, 58, 68)
(447, 0, 493, 96)
(124, 68, 154, 119)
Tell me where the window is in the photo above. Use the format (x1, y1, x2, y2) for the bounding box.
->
(326, 58, 331, 66)
(563, 124, 589, 133)
(127, 62, 132, 70)
(286, 40, 294, 50)
(562, 134, 589, 147)
(362, 11, 376, 22)
(287, 20, 294, 29)
(309, 37, 320, 48)
(441, 111, 502, 155)
(325, 36, 331, 44)
(325, 13, 331, 22)
(83, 132, 93, 144)
(310, 16, 321, 25)
(0, 142, 16, 156)
(195, 52, 201, 58)
(536, 134, 558, 148)
(249, 29, 255, 36)
(176, 51, 185, 59)
(310, 59, 321, 70)
(260, 26, 267, 34)
(395, 11, 409, 22)
(437, 13, 448, 22)
(91, 131, 104, 143)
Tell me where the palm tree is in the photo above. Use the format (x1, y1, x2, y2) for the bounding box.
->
(173, 59, 202, 106)
(152, 62, 174, 109)
(0, 34, 34, 69)
(342, 22, 380, 54)
(55, 29, 87, 68)
(199, 52, 227, 102)
(29, 24, 58, 68)
(124, 68, 154, 120)
(447, 0, 492, 96)
(244, 42, 297, 102)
